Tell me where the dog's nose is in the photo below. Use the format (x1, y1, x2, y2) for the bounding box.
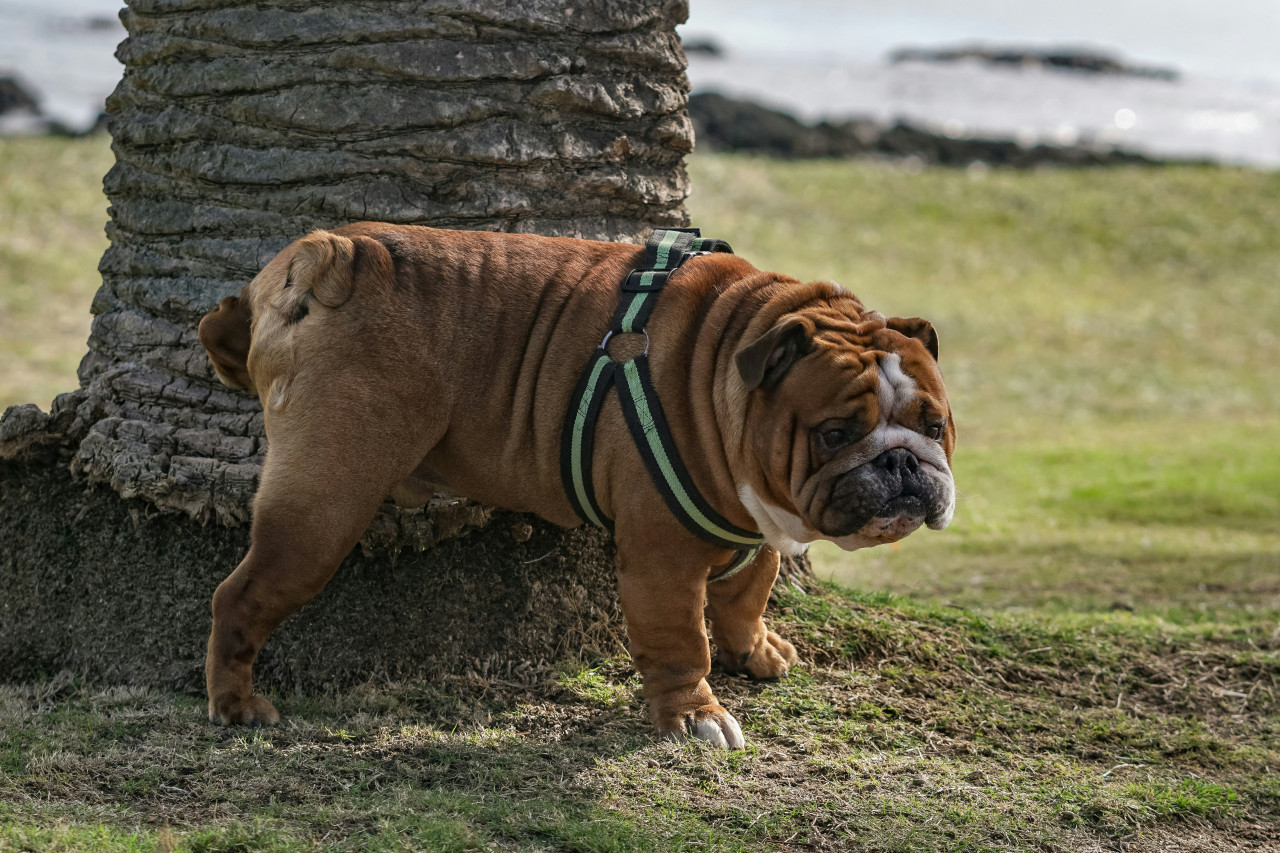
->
(873, 448, 919, 476)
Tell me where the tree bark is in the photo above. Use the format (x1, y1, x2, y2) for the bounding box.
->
(72, 0, 694, 531)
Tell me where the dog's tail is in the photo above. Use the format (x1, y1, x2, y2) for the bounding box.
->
(289, 229, 393, 309)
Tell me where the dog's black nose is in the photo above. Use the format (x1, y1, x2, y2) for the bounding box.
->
(873, 448, 919, 476)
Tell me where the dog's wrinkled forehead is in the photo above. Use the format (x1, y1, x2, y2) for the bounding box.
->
(808, 315, 936, 400)
(874, 351, 918, 422)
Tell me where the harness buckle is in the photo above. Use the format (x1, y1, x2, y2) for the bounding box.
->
(621, 267, 671, 293)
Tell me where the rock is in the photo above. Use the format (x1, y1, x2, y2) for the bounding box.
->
(0, 76, 40, 114)
(690, 91, 1200, 168)
(889, 44, 1179, 82)
(690, 92, 877, 158)
(0, 75, 50, 135)
(683, 37, 725, 58)
(48, 110, 110, 138)
(875, 120, 1161, 168)
(79, 15, 123, 33)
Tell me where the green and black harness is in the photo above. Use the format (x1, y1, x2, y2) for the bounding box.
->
(559, 228, 765, 582)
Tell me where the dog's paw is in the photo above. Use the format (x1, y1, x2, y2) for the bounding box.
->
(661, 703, 745, 749)
(719, 630, 800, 681)
(209, 693, 281, 727)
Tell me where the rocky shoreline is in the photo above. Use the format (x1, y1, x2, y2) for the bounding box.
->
(690, 91, 1206, 168)
(890, 44, 1179, 81)
(0, 74, 106, 137)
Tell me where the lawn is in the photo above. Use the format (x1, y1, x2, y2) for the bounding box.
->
(0, 137, 112, 412)
(685, 156, 1279, 619)
(1, 138, 1277, 851)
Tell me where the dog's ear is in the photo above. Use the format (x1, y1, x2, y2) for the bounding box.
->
(886, 316, 939, 361)
(198, 295, 254, 391)
(288, 231, 358, 308)
(737, 315, 816, 391)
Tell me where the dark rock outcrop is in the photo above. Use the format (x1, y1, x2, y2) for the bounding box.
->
(874, 121, 1162, 168)
(690, 92, 878, 158)
(890, 44, 1179, 81)
(0, 75, 49, 134)
(682, 37, 725, 58)
(690, 91, 1192, 168)
(0, 75, 40, 115)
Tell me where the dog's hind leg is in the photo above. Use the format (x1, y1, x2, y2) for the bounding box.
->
(704, 547, 799, 681)
(205, 410, 437, 726)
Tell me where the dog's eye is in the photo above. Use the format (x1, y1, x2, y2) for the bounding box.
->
(924, 420, 946, 441)
(813, 416, 870, 458)
(820, 427, 848, 448)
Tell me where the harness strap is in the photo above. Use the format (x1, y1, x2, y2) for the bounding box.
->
(560, 227, 765, 583)
(560, 350, 616, 532)
(615, 355, 765, 549)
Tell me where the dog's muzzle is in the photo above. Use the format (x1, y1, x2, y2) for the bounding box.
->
(820, 448, 950, 540)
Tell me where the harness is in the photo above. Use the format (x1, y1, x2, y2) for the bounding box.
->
(559, 228, 765, 582)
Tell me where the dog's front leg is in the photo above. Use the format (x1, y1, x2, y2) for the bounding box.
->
(704, 546, 799, 680)
(614, 528, 745, 749)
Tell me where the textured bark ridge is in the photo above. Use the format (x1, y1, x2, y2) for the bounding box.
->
(70, 0, 695, 532)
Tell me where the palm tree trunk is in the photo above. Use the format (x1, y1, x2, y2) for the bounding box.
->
(77, 0, 695, 527)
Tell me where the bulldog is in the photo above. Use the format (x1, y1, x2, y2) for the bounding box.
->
(198, 223, 956, 748)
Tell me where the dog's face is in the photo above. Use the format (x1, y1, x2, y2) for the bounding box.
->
(736, 296, 956, 553)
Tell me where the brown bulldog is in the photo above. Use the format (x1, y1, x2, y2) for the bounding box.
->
(198, 223, 956, 748)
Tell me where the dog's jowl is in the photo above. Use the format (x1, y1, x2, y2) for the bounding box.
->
(198, 223, 955, 748)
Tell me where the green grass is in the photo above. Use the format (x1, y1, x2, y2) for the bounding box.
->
(0, 137, 112, 411)
(684, 156, 1280, 617)
(1, 588, 1275, 851)
(2, 140, 1279, 850)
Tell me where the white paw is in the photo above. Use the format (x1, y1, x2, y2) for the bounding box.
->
(688, 710, 745, 749)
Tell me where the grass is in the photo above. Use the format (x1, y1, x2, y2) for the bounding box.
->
(2, 138, 1279, 849)
(684, 156, 1280, 617)
(0, 136, 112, 411)
(1, 588, 1275, 851)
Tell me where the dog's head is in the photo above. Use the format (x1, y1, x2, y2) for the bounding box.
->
(735, 291, 955, 553)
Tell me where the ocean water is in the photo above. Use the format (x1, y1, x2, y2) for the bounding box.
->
(685, 53, 1280, 168)
(683, 0, 1280, 82)
(1, 0, 1278, 167)
(0, 0, 123, 130)
(682, 0, 1280, 168)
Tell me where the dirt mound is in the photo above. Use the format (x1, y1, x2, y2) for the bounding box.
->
(0, 454, 624, 692)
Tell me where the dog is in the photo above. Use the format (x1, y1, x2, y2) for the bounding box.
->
(198, 223, 956, 748)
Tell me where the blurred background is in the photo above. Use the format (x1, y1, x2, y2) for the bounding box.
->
(2, 1, 1277, 622)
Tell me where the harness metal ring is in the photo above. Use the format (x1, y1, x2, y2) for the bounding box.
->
(599, 328, 651, 356)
